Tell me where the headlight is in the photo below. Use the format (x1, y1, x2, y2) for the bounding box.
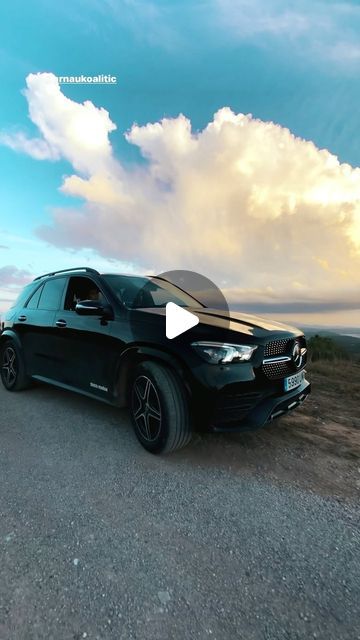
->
(191, 341, 257, 364)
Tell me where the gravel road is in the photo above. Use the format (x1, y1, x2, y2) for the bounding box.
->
(0, 383, 359, 640)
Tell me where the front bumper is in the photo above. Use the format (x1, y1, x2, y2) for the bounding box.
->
(209, 376, 311, 433)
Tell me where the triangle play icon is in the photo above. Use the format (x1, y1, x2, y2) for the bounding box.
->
(165, 302, 199, 339)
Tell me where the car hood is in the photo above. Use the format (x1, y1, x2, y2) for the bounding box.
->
(134, 306, 302, 339)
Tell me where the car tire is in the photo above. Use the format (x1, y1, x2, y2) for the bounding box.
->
(129, 360, 192, 454)
(0, 340, 31, 391)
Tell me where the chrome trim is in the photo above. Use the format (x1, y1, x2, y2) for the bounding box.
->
(75, 302, 101, 312)
(287, 400, 298, 409)
(263, 355, 292, 363)
(270, 409, 284, 419)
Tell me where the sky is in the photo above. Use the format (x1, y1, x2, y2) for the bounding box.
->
(0, 0, 359, 328)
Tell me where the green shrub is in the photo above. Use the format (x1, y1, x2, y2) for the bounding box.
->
(308, 335, 349, 362)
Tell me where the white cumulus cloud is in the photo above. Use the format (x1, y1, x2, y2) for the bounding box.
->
(2, 73, 360, 315)
(0, 72, 117, 174)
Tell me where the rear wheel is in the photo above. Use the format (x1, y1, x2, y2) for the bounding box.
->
(0, 340, 31, 391)
(129, 360, 192, 454)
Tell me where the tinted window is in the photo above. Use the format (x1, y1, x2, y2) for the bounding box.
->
(63, 276, 107, 310)
(38, 278, 66, 311)
(9, 282, 36, 309)
(26, 285, 43, 309)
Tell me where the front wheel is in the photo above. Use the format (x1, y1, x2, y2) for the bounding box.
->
(129, 361, 192, 454)
(0, 340, 31, 391)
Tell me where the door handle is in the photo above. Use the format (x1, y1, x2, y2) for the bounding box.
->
(18, 315, 27, 322)
(55, 319, 67, 328)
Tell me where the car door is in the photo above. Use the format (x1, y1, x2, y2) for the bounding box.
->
(17, 276, 67, 379)
(51, 276, 120, 400)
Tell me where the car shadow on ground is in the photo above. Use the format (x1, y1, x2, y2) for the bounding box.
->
(26, 381, 359, 500)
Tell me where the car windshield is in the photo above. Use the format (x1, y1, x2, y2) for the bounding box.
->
(102, 275, 204, 309)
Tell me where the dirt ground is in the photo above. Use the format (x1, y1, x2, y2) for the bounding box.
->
(189, 360, 360, 501)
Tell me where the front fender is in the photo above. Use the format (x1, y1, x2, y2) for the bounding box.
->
(0, 329, 23, 351)
(113, 344, 192, 406)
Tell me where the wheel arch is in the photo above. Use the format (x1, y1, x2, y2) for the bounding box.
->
(0, 329, 32, 391)
(0, 330, 22, 351)
(113, 345, 193, 407)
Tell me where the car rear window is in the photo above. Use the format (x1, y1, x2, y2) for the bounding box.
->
(9, 283, 37, 309)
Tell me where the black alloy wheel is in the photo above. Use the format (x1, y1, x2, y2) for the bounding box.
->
(0, 341, 31, 391)
(129, 360, 192, 454)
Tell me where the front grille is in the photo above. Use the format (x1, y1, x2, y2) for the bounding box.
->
(264, 339, 291, 357)
(263, 337, 307, 380)
(262, 360, 294, 380)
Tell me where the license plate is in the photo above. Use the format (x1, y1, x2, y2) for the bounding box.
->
(284, 370, 305, 392)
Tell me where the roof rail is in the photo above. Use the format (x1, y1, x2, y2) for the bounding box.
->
(33, 267, 100, 281)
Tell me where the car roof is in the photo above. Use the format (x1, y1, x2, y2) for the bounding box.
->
(33, 268, 149, 282)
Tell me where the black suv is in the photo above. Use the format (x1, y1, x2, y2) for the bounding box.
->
(0, 267, 310, 453)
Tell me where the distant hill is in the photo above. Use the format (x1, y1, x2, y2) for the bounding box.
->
(300, 327, 360, 361)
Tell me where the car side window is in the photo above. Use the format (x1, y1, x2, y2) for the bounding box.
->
(63, 276, 108, 311)
(26, 285, 44, 309)
(38, 278, 67, 311)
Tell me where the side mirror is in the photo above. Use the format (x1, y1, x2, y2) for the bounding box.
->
(75, 300, 114, 319)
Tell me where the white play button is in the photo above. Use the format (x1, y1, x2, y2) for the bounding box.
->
(165, 302, 199, 339)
